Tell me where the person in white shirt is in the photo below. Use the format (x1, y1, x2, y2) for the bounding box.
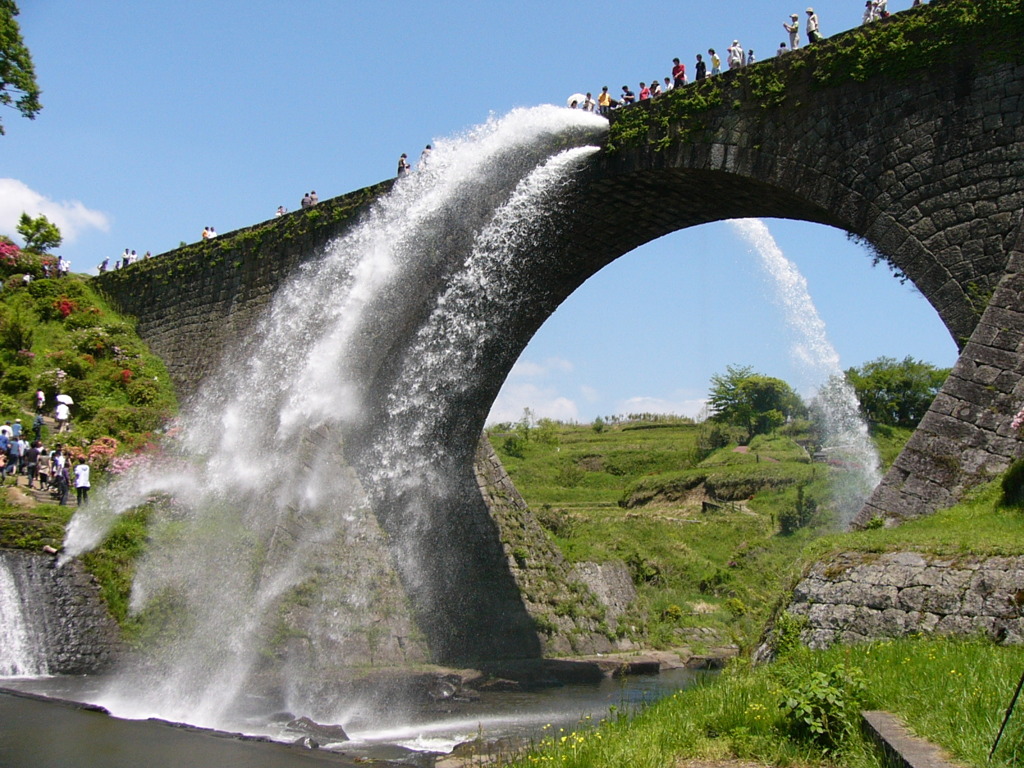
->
(74, 458, 91, 505)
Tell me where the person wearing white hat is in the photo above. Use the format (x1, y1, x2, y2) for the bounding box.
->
(806, 8, 822, 42)
(783, 13, 800, 49)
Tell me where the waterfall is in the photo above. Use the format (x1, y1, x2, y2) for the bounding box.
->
(60, 105, 608, 730)
(731, 219, 882, 525)
(0, 554, 47, 677)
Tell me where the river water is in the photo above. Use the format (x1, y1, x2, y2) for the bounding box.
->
(1, 667, 704, 766)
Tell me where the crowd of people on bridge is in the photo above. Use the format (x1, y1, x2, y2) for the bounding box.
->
(567, 0, 927, 115)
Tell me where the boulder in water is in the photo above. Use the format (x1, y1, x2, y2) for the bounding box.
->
(286, 716, 349, 742)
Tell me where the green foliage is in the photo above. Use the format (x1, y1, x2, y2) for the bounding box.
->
(780, 663, 867, 753)
(778, 483, 818, 535)
(0, 1, 41, 135)
(591, 415, 605, 433)
(80, 507, 151, 631)
(708, 364, 804, 441)
(16, 212, 62, 254)
(0, 293, 34, 351)
(501, 433, 526, 459)
(844, 356, 949, 428)
(999, 459, 1024, 508)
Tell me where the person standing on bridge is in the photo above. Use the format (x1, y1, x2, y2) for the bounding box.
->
(672, 58, 686, 88)
(597, 86, 613, 115)
(708, 49, 721, 75)
(727, 41, 744, 69)
(694, 54, 707, 81)
(783, 14, 800, 49)
(806, 8, 822, 43)
(620, 85, 635, 105)
(397, 154, 411, 176)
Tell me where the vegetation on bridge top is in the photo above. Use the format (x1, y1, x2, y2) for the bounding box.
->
(92, 180, 393, 290)
(607, 0, 1024, 152)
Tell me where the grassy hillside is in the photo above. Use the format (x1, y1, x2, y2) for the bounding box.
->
(488, 418, 903, 650)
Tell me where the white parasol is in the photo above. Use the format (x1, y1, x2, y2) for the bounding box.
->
(56, 394, 74, 405)
(566, 93, 587, 108)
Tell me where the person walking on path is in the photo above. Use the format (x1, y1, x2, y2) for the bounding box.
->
(25, 441, 40, 489)
(56, 462, 70, 506)
(74, 457, 90, 505)
(55, 401, 70, 434)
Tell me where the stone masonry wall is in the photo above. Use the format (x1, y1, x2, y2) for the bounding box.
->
(786, 551, 1024, 649)
(474, 438, 636, 656)
(857, 219, 1024, 524)
(1, 549, 124, 674)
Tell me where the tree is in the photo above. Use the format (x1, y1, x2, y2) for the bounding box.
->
(16, 212, 61, 253)
(844, 356, 950, 427)
(707, 364, 804, 441)
(0, 1, 42, 135)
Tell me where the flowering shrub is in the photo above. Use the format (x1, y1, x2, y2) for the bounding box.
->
(0, 240, 20, 263)
(86, 436, 119, 471)
(1011, 406, 1024, 433)
(53, 297, 77, 318)
(106, 452, 151, 476)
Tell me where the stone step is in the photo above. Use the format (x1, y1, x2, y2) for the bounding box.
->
(862, 711, 961, 768)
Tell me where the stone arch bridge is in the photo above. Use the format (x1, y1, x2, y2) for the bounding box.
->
(95, 2, 1024, 660)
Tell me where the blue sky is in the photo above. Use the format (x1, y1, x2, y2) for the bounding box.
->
(2, 1, 954, 423)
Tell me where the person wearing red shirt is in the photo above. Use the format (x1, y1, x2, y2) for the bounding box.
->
(672, 58, 687, 87)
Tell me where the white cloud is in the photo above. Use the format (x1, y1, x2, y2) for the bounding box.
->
(507, 356, 573, 379)
(0, 178, 110, 244)
(616, 395, 709, 420)
(579, 385, 600, 403)
(486, 382, 580, 425)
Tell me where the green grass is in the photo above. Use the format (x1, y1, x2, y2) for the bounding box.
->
(500, 637, 1024, 768)
(0, 499, 73, 550)
(489, 419, 890, 651)
(808, 480, 1024, 559)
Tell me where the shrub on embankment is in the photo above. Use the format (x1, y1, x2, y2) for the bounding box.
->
(0, 273, 177, 449)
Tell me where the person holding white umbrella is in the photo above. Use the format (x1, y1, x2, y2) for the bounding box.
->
(55, 395, 73, 434)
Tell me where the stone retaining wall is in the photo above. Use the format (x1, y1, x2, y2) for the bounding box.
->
(1, 549, 124, 674)
(787, 551, 1024, 648)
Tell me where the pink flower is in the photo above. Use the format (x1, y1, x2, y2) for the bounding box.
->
(1012, 406, 1024, 433)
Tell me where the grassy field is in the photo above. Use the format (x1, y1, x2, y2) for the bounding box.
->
(487, 418, 911, 652)
(486, 416, 1024, 767)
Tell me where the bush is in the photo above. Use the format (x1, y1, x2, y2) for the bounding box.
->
(502, 433, 526, 459)
(0, 365, 32, 395)
(1000, 459, 1024, 507)
(780, 663, 867, 753)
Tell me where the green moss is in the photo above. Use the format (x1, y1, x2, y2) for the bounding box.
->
(606, 0, 1024, 155)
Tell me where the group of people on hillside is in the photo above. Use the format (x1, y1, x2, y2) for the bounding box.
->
(37, 255, 72, 279)
(572, 0, 926, 115)
(0, 420, 89, 505)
